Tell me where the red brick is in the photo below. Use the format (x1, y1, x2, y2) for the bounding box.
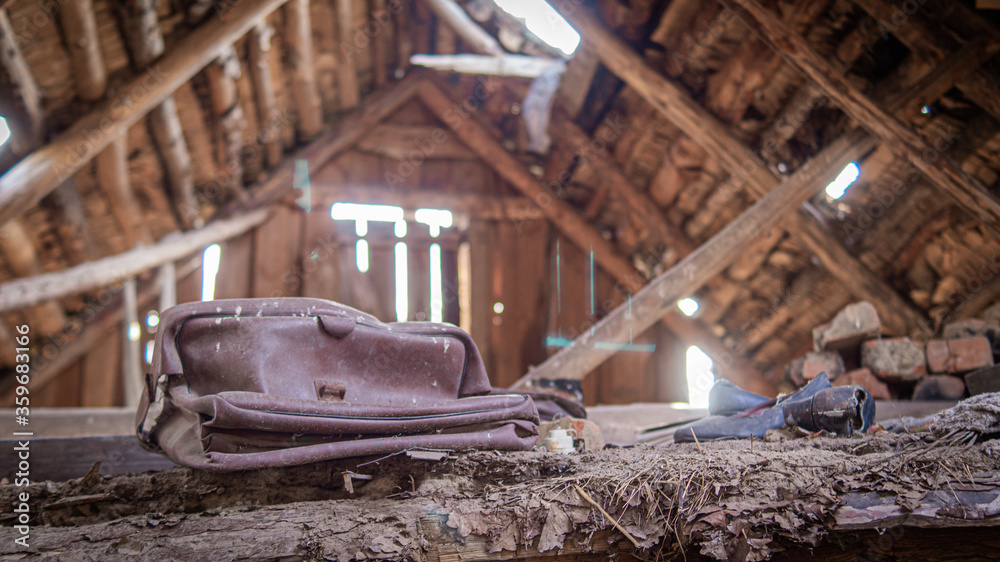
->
(912, 375, 966, 401)
(861, 338, 926, 382)
(812, 301, 881, 353)
(833, 368, 891, 400)
(942, 318, 989, 340)
(925, 337, 994, 374)
(802, 351, 845, 381)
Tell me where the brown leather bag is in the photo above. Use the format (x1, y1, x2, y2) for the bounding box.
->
(136, 298, 539, 471)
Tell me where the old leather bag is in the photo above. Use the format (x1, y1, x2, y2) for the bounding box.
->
(136, 298, 539, 471)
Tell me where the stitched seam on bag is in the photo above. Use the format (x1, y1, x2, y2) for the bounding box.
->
(252, 396, 529, 421)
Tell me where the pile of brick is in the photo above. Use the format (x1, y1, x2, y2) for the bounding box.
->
(781, 301, 1000, 400)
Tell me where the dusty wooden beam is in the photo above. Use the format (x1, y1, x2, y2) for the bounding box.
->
(422, 0, 503, 55)
(355, 123, 477, 160)
(0, 221, 67, 335)
(95, 135, 154, 247)
(285, 0, 324, 140)
(415, 77, 772, 392)
(554, 42, 598, 119)
(510, 129, 869, 390)
(336, 0, 361, 109)
(0, 209, 269, 313)
(40, 180, 99, 265)
(248, 21, 284, 168)
(410, 54, 555, 77)
(0, 0, 288, 229)
(0, 9, 44, 153)
(205, 46, 248, 202)
(725, 0, 1000, 233)
(58, 0, 107, 101)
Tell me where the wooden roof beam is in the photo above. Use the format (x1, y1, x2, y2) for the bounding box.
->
(248, 21, 284, 168)
(40, 180, 99, 265)
(0, 209, 269, 313)
(0, 221, 67, 335)
(336, 0, 361, 109)
(723, 0, 1000, 234)
(413, 77, 773, 394)
(58, 0, 107, 101)
(0, 0, 289, 229)
(410, 54, 557, 77)
(95, 136, 154, 247)
(421, 0, 504, 55)
(285, 0, 324, 141)
(549, 0, 926, 336)
(0, 9, 43, 154)
(205, 46, 249, 202)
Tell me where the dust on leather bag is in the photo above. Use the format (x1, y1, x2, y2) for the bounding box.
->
(135, 298, 540, 471)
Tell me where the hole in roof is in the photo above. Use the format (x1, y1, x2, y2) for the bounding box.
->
(825, 162, 860, 199)
(0, 117, 10, 148)
(492, 0, 580, 56)
(677, 297, 699, 317)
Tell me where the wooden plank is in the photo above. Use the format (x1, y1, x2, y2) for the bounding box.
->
(0, 407, 134, 437)
(421, 0, 503, 55)
(510, 129, 871, 390)
(80, 328, 123, 408)
(57, 0, 106, 101)
(0, 0, 289, 228)
(467, 219, 497, 380)
(554, 42, 599, 119)
(726, 0, 1000, 233)
(0, 209, 270, 312)
(214, 231, 254, 299)
(0, 435, 175, 481)
(301, 208, 341, 299)
(252, 206, 302, 298)
(249, 22, 284, 168)
(355, 123, 477, 160)
(410, 54, 557, 77)
(285, 0, 324, 140)
(336, 0, 361, 109)
(205, 46, 248, 202)
(40, 180, 99, 266)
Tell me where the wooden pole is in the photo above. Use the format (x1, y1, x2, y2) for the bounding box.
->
(336, 0, 361, 109)
(410, 54, 556, 77)
(205, 46, 248, 202)
(94, 135, 155, 247)
(722, 0, 1000, 233)
(511, 129, 870, 388)
(0, 9, 44, 153)
(122, 277, 142, 408)
(285, 0, 324, 140)
(421, 0, 504, 55)
(0, 209, 269, 312)
(0, 0, 289, 229)
(58, 0, 107, 101)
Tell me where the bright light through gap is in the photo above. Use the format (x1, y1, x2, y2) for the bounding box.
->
(356, 239, 370, 273)
(686, 345, 714, 409)
(492, 0, 580, 55)
(395, 242, 409, 322)
(146, 310, 159, 328)
(144, 341, 154, 364)
(201, 243, 221, 301)
(0, 117, 10, 147)
(128, 321, 142, 342)
(677, 297, 699, 317)
(825, 162, 860, 199)
(415, 208, 453, 238)
(430, 243, 443, 323)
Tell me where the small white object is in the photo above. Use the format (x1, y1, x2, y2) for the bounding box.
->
(542, 428, 577, 454)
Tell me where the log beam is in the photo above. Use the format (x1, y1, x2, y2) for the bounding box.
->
(414, 78, 772, 393)
(0, 0, 289, 228)
(58, 0, 107, 101)
(421, 0, 504, 55)
(205, 46, 248, 202)
(0, 220, 67, 335)
(95, 135, 154, 247)
(511, 129, 869, 390)
(285, 0, 324, 140)
(248, 21, 284, 168)
(40, 180, 99, 265)
(0, 9, 44, 153)
(0, 209, 269, 313)
(336, 0, 361, 109)
(410, 54, 557, 77)
(723, 0, 1000, 233)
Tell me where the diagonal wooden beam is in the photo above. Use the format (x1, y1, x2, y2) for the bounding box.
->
(549, 0, 927, 336)
(0, 0, 289, 229)
(722, 0, 1000, 233)
(413, 76, 773, 394)
(0, 209, 269, 313)
(422, 0, 504, 55)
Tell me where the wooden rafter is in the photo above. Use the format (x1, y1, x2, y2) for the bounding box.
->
(0, 210, 269, 313)
(724, 0, 1000, 234)
(0, 0, 289, 229)
(0, 9, 43, 153)
(421, 0, 504, 55)
(248, 21, 283, 168)
(410, 54, 556, 77)
(95, 136, 154, 247)
(285, 0, 324, 140)
(205, 46, 248, 202)
(549, 0, 927, 336)
(413, 76, 773, 393)
(40, 180, 99, 266)
(336, 0, 361, 109)
(58, 0, 107, 101)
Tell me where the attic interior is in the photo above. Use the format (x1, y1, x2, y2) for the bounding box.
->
(2, 0, 1000, 559)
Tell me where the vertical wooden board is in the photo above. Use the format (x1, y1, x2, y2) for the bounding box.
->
(411, 0, 432, 58)
(81, 328, 123, 408)
(252, 207, 303, 298)
(441, 246, 461, 325)
(301, 208, 341, 299)
(545, 236, 597, 402)
(434, 13, 456, 55)
(645, 323, 689, 403)
(367, 242, 396, 321)
(214, 231, 254, 299)
(311, 0, 341, 118)
(176, 260, 204, 304)
(419, 158, 455, 193)
(408, 242, 431, 321)
(380, 154, 421, 191)
(468, 219, 497, 379)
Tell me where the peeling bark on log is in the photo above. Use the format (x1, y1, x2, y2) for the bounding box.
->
(285, 0, 324, 140)
(248, 22, 283, 168)
(59, 0, 107, 101)
(205, 46, 248, 202)
(336, 0, 361, 109)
